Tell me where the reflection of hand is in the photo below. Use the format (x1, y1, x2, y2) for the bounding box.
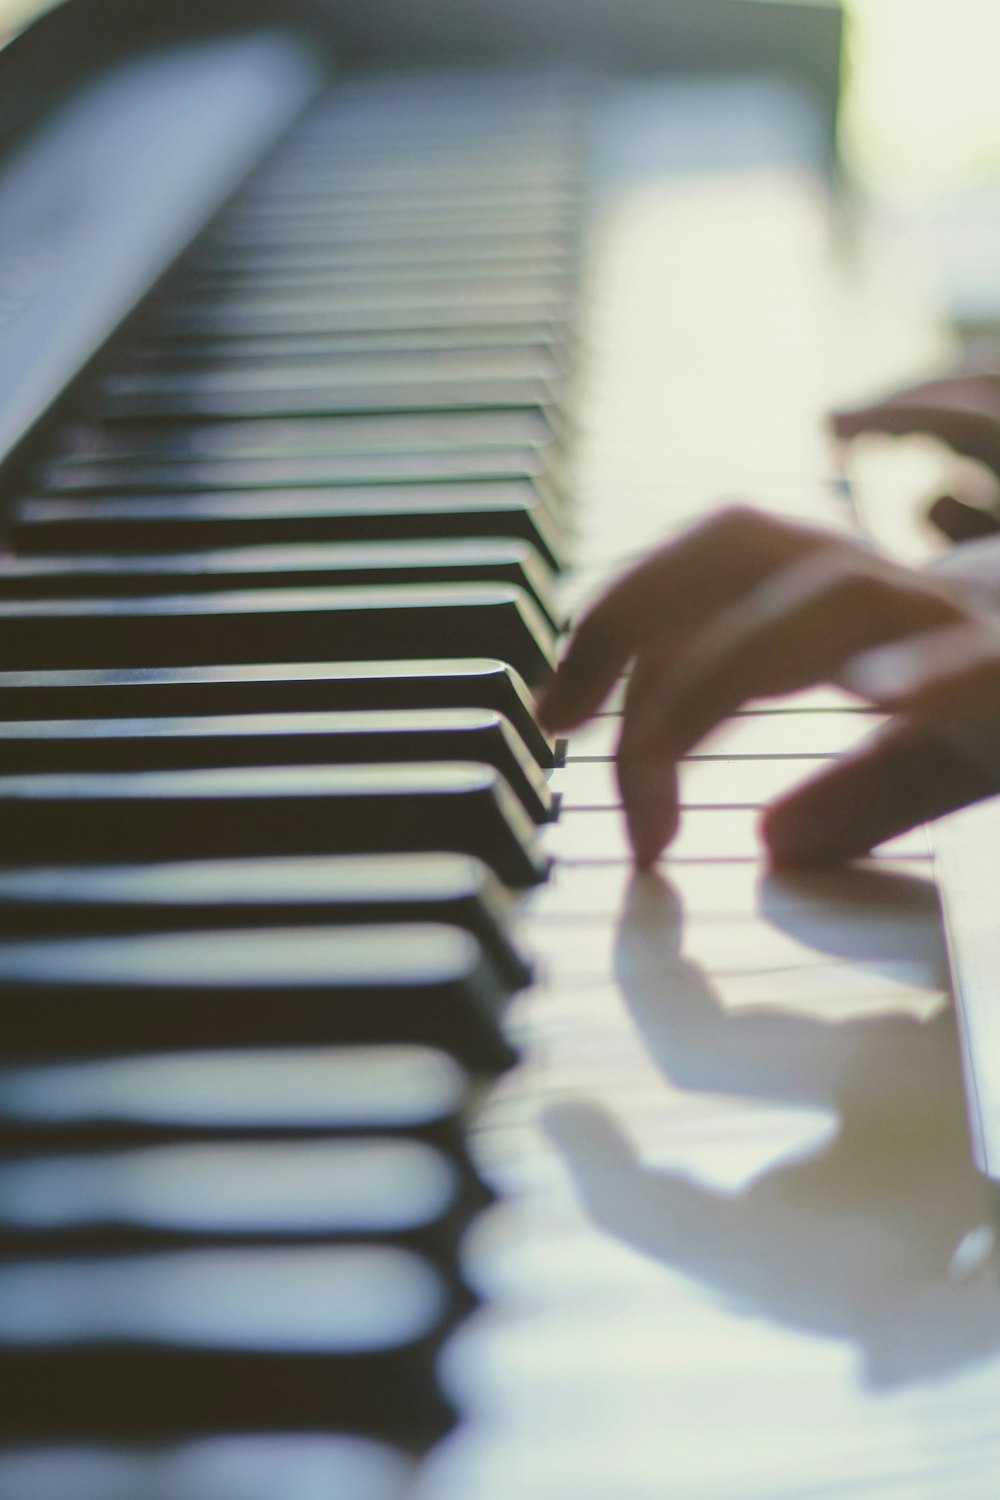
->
(833, 371, 1000, 540)
(542, 871, 998, 1391)
(538, 507, 1000, 869)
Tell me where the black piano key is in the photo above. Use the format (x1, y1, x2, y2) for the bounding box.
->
(13, 485, 563, 569)
(0, 1136, 480, 1259)
(252, 148, 580, 181)
(0, 583, 556, 685)
(254, 147, 579, 176)
(200, 215, 574, 255)
(33, 445, 556, 495)
(0, 762, 548, 887)
(0, 1043, 471, 1153)
(224, 160, 582, 194)
(284, 98, 579, 132)
(0, 1434, 415, 1500)
(209, 188, 576, 219)
(249, 126, 578, 151)
(0, 537, 561, 628)
(220, 196, 579, 231)
(147, 296, 568, 338)
(0, 709, 554, 824)
(0, 851, 531, 985)
(103, 342, 564, 388)
(0, 923, 515, 1069)
(180, 243, 575, 279)
(206, 204, 577, 237)
(186, 197, 576, 231)
(128, 338, 568, 381)
(95, 375, 559, 421)
(55, 410, 555, 463)
(169, 263, 573, 299)
(252, 138, 580, 177)
(0, 1245, 457, 1441)
(0, 657, 554, 767)
(147, 282, 571, 333)
(236, 145, 580, 173)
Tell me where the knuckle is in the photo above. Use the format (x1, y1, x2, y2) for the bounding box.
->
(702, 502, 835, 562)
(795, 550, 887, 611)
(707, 501, 775, 543)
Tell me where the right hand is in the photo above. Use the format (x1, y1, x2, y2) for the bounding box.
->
(538, 507, 1000, 870)
(833, 370, 1000, 541)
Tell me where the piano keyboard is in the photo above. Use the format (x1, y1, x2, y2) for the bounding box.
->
(4, 23, 1000, 1500)
(0, 61, 583, 1494)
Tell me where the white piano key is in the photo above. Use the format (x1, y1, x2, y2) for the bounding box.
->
(552, 757, 834, 809)
(544, 807, 931, 864)
(565, 711, 885, 761)
(520, 858, 937, 923)
(528, 907, 947, 999)
(594, 681, 866, 715)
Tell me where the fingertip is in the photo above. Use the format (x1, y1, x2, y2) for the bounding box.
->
(619, 757, 679, 869)
(534, 686, 563, 733)
(535, 685, 587, 733)
(534, 671, 582, 732)
(535, 650, 614, 732)
(626, 807, 674, 870)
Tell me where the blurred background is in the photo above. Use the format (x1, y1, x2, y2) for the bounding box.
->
(2, 0, 998, 328)
(0, 1, 995, 194)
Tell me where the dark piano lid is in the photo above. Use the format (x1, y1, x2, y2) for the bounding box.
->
(0, 5, 324, 483)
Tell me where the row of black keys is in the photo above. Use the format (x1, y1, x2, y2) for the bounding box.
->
(0, 76, 584, 1488)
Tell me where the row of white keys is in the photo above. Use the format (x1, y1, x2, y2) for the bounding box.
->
(419, 81, 1000, 1500)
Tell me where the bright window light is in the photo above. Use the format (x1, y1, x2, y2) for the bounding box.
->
(843, 0, 1000, 196)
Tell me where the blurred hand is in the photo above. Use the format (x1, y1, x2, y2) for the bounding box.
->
(833, 370, 1000, 541)
(538, 507, 1000, 869)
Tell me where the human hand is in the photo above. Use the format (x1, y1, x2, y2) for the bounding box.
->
(833, 370, 1000, 541)
(538, 507, 1000, 870)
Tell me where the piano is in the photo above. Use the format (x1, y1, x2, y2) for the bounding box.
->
(3, 2, 1000, 1496)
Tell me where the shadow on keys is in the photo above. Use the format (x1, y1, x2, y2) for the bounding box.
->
(541, 866, 1000, 1390)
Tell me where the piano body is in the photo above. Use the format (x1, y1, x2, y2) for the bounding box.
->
(2, 1, 1000, 1496)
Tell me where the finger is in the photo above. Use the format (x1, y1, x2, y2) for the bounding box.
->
(616, 648, 682, 868)
(832, 400, 1000, 473)
(843, 620, 1000, 705)
(537, 506, 850, 731)
(926, 494, 1000, 543)
(843, 619, 1000, 777)
(613, 553, 964, 869)
(622, 549, 962, 769)
(834, 373, 1000, 431)
(762, 720, 1000, 868)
